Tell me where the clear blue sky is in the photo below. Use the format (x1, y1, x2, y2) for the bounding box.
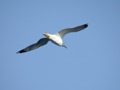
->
(1, 0, 120, 90)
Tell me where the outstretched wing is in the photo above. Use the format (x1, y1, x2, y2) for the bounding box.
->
(56, 24, 88, 38)
(17, 38, 49, 53)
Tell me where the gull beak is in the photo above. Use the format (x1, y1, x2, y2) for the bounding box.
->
(43, 33, 50, 38)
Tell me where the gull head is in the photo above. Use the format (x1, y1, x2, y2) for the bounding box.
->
(43, 33, 50, 38)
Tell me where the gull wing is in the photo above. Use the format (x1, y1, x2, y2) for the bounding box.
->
(56, 24, 88, 38)
(17, 38, 49, 53)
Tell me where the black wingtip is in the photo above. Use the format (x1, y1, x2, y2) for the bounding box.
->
(16, 50, 26, 54)
(84, 24, 88, 28)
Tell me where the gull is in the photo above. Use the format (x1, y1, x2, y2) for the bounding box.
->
(17, 24, 88, 53)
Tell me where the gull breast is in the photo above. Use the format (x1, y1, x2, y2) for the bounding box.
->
(49, 35, 63, 46)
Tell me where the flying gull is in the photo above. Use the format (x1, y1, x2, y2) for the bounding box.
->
(17, 24, 88, 53)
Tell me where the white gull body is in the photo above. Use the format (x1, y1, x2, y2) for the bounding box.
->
(46, 34, 63, 46)
(17, 24, 88, 53)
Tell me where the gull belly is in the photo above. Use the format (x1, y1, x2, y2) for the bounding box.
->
(49, 35, 63, 46)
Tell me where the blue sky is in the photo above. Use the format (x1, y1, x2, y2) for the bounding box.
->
(1, 0, 120, 90)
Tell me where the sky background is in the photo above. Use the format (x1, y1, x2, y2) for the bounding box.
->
(1, 0, 120, 90)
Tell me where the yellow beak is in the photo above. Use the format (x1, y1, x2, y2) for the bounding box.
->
(43, 33, 50, 38)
